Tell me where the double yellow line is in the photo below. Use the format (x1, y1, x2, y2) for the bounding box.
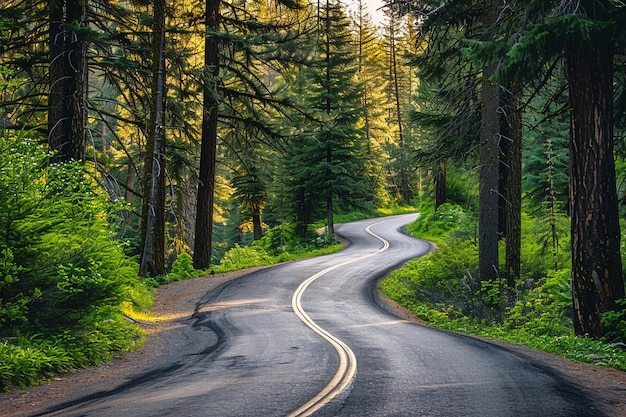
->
(288, 221, 391, 416)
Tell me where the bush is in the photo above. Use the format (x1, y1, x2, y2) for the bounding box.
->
(602, 298, 626, 343)
(0, 133, 150, 390)
(215, 244, 274, 272)
(168, 252, 197, 281)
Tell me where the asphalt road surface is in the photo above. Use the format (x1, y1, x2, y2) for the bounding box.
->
(35, 214, 605, 417)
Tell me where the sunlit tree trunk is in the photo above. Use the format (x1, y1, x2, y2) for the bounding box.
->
(139, 0, 167, 277)
(389, 20, 409, 204)
(193, 0, 220, 269)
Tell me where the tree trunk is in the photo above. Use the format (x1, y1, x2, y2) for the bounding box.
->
(49, 0, 65, 156)
(390, 25, 409, 204)
(252, 212, 262, 241)
(324, 0, 334, 238)
(434, 161, 446, 211)
(501, 76, 522, 290)
(48, 0, 87, 163)
(193, 0, 220, 270)
(139, 0, 167, 277)
(478, 3, 500, 282)
(565, 3, 624, 337)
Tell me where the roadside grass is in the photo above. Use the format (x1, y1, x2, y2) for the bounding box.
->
(380, 271, 626, 370)
(379, 202, 626, 371)
(0, 311, 145, 391)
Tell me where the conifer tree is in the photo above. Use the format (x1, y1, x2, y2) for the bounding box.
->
(352, 0, 391, 207)
(501, 0, 626, 337)
(139, 0, 167, 277)
(306, 0, 368, 236)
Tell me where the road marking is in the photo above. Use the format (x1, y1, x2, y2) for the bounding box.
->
(288, 219, 392, 417)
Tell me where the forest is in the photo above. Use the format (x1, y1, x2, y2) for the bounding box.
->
(1, 0, 626, 390)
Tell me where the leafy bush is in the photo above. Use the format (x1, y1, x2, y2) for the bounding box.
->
(216, 244, 274, 271)
(505, 268, 572, 336)
(602, 298, 626, 343)
(168, 252, 197, 281)
(0, 133, 150, 390)
(408, 202, 476, 242)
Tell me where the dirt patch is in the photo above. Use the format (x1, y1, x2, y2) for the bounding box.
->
(1, 266, 625, 417)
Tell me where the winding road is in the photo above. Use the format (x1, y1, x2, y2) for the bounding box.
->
(36, 214, 606, 416)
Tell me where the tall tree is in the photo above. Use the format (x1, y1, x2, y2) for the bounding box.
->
(48, 0, 88, 162)
(477, 0, 500, 283)
(563, 0, 624, 337)
(352, 0, 391, 207)
(193, 0, 221, 270)
(314, 0, 368, 236)
(139, 0, 167, 277)
(500, 76, 522, 289)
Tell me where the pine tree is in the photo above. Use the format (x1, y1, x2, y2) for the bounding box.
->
(279, 0, 368, 237)
(563, 0, 624, 337)
(139, 0, 167, 277)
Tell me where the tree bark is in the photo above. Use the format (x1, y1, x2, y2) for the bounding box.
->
(139, 0, 167, 277)
(48, 0, 87, 163)
(324, 0, 334, 238)
(478, 4, 500, 283)
(49, 0, 65, 156)
(501, 76, 522, 289)
(193, 0, 220, 270)
(565, 1, 624, 337)
(252, 212, 262, 241)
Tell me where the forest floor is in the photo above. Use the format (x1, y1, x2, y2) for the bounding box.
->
(1, 267, 625, 417)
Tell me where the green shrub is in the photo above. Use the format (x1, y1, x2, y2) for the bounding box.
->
(505, 268, 572, 336)
(0, 133, 150, 390)
(168, 252, 197, 282)
(216, 244, 274, 272)
(602, 298, 626, 343)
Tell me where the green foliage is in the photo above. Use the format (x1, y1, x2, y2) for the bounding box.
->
(0, 133, 150, 390)
(168, 252, 197, 282)
(602, 298, 626, 343)
(380, 201, 626, 371)
(212, 222, 344, 273)
(0, 312, 144, 391)
(215, 244, 275, 272)
(506, 268, 572, 336)
(408, 202, 476, 242)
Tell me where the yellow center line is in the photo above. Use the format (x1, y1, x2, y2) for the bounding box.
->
(288, 219, 392, 417)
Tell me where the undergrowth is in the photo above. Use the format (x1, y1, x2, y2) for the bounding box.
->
(379, 201, 626, 371)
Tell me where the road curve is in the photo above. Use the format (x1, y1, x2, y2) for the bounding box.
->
(34, 214, 606, 417)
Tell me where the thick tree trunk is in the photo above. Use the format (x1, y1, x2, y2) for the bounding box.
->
(67, 0, 87, 162)
(478, 2, 500, 283)
(565, 5, 624, 337)
(193, 0, 220, 270)
(139, 0, 167, 277)
(501, 77, 522, 289)
(478, 59, 500, 282)
(48, 0, 87, 163)
(49, 0, 65, 155)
